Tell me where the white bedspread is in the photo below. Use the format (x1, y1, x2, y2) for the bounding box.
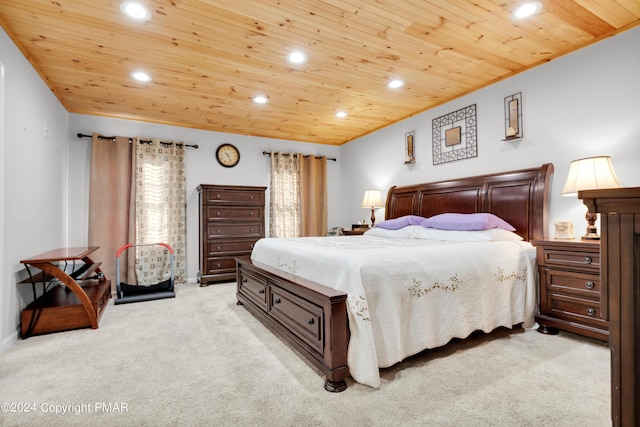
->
(251, 235, 537, 388)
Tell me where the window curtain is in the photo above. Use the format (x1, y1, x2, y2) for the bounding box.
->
(88, 133, 136, 286)
(299, 155, 328, 237)
(269, 152, 327, 238)
(133, 138, 186, 285)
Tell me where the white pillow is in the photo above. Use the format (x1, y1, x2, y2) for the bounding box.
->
(481, 228, 524, 241)
(411, 227, 523, 242)
(363, 225, 422, 238)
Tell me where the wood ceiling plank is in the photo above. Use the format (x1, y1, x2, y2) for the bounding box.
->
(1, 0, 638, 144)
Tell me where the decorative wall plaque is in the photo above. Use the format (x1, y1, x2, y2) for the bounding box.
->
(404, 131, 415, 164)
(503, 92, 523, 140)
(432, 104, 477, 165)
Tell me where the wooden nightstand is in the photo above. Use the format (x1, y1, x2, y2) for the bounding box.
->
(532, 239, 608, 341)
(342, 229, 368, 235)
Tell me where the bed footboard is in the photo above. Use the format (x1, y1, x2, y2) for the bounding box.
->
(235, 257, 349, 392)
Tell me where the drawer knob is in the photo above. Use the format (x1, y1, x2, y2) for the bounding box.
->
(587, 308, 596, 316)
(274, 298, 281, 304)
(306, 318, 315, 325)
(585, 281, 595, 289)
(242, 278, 247, 283)
(250, 195, 254, 199)
(250, 212, 254, 216)
(216, 194, 221, 199)
(249, 228, 254, 233)
(217, 228, 221, 233)
(217, 263, 221, 268)
(216, 211, 221, 216)
(583, 256, 592, 264)
(259, 289, 265, 294)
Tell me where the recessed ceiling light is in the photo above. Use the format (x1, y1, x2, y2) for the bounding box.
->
(511, 2, 542, 20)
(253, 95, 269, 104)
(387, 79, 404, 89)
(335, 111, 347, 118)
(120, 1, 151, 21)
(287, 51, 307, 64)
(131, 71, 151, 82)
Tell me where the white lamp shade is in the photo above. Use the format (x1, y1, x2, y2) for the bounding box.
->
(561, 156, 621, 196)
(361, 189, 383, 208)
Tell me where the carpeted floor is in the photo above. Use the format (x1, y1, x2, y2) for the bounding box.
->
(0, 282, 611, 426)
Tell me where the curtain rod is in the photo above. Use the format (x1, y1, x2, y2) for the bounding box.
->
(262, 150, 336, 161)
(77, 133, 199, 149)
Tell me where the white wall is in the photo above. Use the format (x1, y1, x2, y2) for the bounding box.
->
(339, 26, 640, 237)
(68, 114, 341, 281)
(3, 23, 639, 350)
(0, 28, 70, 350)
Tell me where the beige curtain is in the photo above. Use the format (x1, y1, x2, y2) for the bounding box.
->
(88, 133, 136, 285)
(269, 152, 327, 238)
(299, 155, 328, 237)
(133, 138, 186, 285)
(269, 152, 300, 238)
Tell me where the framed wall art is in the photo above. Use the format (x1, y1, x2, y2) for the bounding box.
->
(503, 92, 522, 140)
(432, 104, 477, 165)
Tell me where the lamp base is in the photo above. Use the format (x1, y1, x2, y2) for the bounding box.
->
(581, 233, 600, 241)
(370, 207, 376, 227)
(581, 211, 599, 241)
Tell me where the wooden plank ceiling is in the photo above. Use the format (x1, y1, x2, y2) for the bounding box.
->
(1, 0, 639, 145)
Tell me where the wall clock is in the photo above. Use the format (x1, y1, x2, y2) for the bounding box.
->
(216, 143, 240, 168)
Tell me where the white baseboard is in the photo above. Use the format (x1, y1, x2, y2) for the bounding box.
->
(0, 330, 19, 354)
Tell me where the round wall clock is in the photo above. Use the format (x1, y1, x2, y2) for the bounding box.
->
(215, 143, 240, 168)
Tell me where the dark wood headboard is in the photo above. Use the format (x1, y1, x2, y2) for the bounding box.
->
(385, 163, 554, 241)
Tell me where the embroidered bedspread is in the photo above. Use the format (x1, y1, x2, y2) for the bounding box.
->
(250, 235, 537, 389)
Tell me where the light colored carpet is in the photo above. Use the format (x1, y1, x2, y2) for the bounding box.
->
(0, 282, 611, 426)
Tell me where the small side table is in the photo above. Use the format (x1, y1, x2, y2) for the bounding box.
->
(531, 239, 607, 341)
(20, 247, 111, 337)
(342, 228, 368, 236)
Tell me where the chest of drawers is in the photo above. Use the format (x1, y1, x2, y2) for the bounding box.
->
(532, 239, 607, 341)
(197, 184, 266, 285)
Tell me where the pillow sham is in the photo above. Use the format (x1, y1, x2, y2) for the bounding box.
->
(364, 225, 422, 238)
(411, 227, 523, 242)
(374, 215, 427, 230)
(421, 213, 516, 232)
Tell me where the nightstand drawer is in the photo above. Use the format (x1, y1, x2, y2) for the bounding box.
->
(548, 293, 607, 328)
(542, 249, 600, 271)
(544, 269, 600, 297)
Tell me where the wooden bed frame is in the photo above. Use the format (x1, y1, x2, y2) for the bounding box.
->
(235, 163, 553, 392)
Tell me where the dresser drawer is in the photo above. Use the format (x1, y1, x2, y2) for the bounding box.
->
(548, 293, 607, 329)
(270, 285, 323, 354)
(204, 188, 264, 205)
(238, 269, 268, 311)
(205, 257, 237, 275)
(205, 206, 263, 222)
(544, 269, 600, 298)
(207, 223, 263, 239)
(207, 240, 257, 256)
(541, 249, 600, 272)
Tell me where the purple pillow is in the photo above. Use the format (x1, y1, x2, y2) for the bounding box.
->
(421, 213, 516, 232)
(375, 215, 427, 230)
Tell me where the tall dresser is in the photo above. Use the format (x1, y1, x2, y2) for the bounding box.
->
(580, 187, 640, 427)
(197, 184, 266, 285)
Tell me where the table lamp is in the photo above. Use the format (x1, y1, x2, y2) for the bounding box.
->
(561, 156, 621, 240)
(361, 190, 383, 227)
